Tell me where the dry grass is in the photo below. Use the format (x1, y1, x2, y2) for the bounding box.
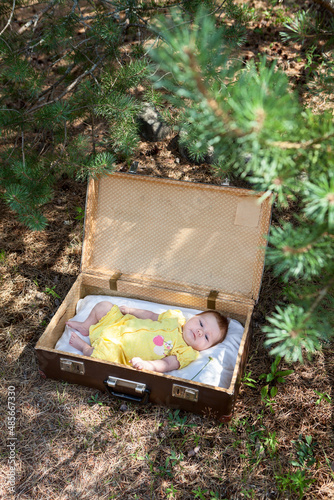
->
(0, 171, 333, 500)
(1, 1, 334, 498)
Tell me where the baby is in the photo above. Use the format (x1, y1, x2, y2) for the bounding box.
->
(66, 301, 228, 373)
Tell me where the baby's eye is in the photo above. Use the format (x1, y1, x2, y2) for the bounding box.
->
(205, 334, 209, 341)
(199, 320, 203, 327)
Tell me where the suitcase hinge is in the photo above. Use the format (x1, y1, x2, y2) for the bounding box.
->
(172, 384, 199, 402)
(207, 290, 219, 310)
(60, 358, 85, 375)
(109, 272, 122, 291)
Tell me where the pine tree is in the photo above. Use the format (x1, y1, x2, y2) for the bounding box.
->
(148, 6, 334, 362)
(0, 0, 178, 229)
(0, 1, 249, 229)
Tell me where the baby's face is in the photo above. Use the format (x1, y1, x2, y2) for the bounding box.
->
(182, 313, 221, 351)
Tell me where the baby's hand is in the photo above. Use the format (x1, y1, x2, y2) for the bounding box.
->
(119, 305, 130, 315)
(131, 357, 149, 371)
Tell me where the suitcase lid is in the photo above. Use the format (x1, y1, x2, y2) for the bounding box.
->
(81, 173, 271, 303)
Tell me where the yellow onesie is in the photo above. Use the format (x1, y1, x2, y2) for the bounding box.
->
(89, 305, 198, 369)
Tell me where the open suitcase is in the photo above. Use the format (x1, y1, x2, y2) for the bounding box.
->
(35, 172, 271, 422)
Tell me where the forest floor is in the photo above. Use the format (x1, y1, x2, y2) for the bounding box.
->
(1, 1, 334, 499)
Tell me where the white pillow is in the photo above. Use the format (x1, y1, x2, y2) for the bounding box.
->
(55, 295, 244, 389)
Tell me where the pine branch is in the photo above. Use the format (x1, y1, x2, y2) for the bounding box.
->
(307, 275, 334, 317)
(269, 131, 334, 150)
(33, 63, 76, 102)
(18, 0, 58, 34)
(27, 57, 105, 113)
(0, 0, 15, 36)
(184, 47, 262, 138)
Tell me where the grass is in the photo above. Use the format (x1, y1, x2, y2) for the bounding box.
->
(1, 1, 334, 498)
(0, 175, 333, 500)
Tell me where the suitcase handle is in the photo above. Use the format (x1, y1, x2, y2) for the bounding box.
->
(104, 376, 150, 405)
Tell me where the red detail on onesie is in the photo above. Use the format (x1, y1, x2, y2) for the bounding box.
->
(153, 335, 164, 346)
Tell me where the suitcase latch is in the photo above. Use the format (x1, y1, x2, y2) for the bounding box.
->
(105, 376, 146, 394)
(172, 384, 199, 402)
(60, 358, 85, 375)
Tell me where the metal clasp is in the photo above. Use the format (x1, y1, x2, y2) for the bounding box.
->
(172, 384, 199, 402)
(60, 358, 85, 375)
(105, 376, 146, 394)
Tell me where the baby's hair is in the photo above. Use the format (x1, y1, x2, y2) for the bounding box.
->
(197, 310, 228, 345)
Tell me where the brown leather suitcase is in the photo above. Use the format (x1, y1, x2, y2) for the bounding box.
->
(35, 172, 271, 421)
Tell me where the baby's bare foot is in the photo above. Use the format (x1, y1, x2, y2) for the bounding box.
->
(66, 320, 89, 336)
(69, 331, 86, 351)
(69, 331, 94, 356)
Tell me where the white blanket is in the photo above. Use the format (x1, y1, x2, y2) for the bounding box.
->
(55, 295, 244, 389)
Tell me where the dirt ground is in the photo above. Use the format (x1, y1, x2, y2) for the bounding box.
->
(1, 1, 334, 499)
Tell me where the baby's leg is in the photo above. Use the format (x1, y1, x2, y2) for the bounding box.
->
(69, 331, 94, 356)
(66, 301, 114, 336)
